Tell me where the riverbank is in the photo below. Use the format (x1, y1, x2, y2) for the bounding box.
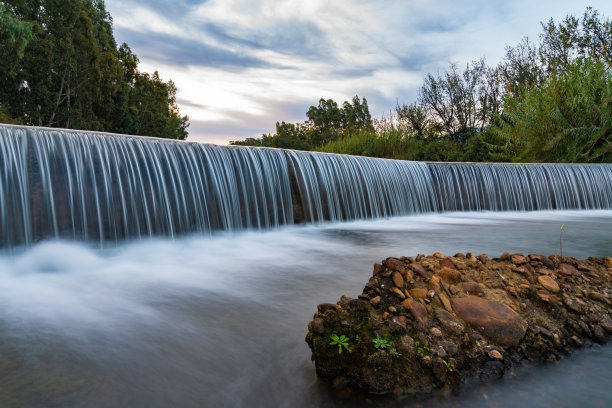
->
(306, 252, 612, 396)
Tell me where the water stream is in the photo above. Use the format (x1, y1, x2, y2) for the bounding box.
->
(0, 211, 610, 407)
(0, 126, 611, 406)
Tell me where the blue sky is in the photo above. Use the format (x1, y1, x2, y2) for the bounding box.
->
(105, 0, 612, 144)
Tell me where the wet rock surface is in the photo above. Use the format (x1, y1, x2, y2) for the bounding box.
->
(305, 252, 612, 397)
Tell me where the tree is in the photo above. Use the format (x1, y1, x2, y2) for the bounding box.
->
(419, 59, 494, 142)
(0, 0, 189, 139)
(490, 58, 612, 163)
(395, 102, 430, 139)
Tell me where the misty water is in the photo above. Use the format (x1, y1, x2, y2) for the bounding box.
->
(0, 210, 611, 407)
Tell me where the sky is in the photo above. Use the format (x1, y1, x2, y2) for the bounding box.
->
(105, 0, 612, 145)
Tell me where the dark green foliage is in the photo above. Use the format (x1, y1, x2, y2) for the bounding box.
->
(490, 58, 611, 162)
(0, 0, 188, 139)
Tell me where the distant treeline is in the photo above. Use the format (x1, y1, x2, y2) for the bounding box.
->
(0, 0, 188, 139)
(232, 8, 611, 163)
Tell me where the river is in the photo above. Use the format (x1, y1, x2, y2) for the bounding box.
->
(0, 210, 610, 407)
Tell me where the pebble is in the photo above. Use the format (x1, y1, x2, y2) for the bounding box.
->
(537, 275, 560, 293)
(409, 287, 429, 299)
(370, 295, 381, 307)
(391, 287, 406, 299)
(392, 271, 404, 288)
(438, 293, 453, 313)
(488, 350, 503, 360)
(430, 327, 443, 337)
(553, 334, 562, 348)
(439, 267, 461, 284)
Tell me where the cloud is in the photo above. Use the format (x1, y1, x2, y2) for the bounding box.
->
(105, 0, 612, 145)
(114, 27, 276, 69)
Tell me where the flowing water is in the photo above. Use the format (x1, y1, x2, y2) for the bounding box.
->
(0, 211, 611, 407)
(1, 125, 611, 246)
(0, 125, 611, 407)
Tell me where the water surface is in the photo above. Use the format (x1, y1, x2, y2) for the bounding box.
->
(0, 210, 611, 407)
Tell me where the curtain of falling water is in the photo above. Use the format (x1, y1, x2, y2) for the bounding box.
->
(1, 125, 612, 247)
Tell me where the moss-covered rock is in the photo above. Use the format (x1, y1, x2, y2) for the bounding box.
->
(305, 252, 612, 396)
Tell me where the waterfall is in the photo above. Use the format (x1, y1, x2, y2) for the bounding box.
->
(1, 125, 611, 246)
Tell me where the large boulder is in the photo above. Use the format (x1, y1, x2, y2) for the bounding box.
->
(451, 296, 526, 347)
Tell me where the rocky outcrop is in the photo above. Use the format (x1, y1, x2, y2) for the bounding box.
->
(305, 253, 612, 396)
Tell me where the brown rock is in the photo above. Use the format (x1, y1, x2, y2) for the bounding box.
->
(392, 271, 404, 288)
(438, 293, 453, 313)
(449, 284, 460, 295)
(370, 296, 381, 307)
(433, 251, 444, 258)
(588, 291, 609, 304)
(563, 296, 585, 314)
(541, 256, 555, 269)
(411, 263, 432, 279)
(477, 254, 489, 264)
(528, 254, 542, 262)
(600, 317, 612, 332)
(373, 263, 384, 276)
(537, 275, 560, 293)
(431, 327, 443, 337)
(409, 287, 429, 299)
(499, 252, 511, 261)
(577, 263, 590, 272)
(435, 309, 465, 335)
(391, 287, 406, 299)
(560, 263, 580, 276)
(604, 257, 612, 268)
(451, 296, 527, 347)
(439, 267, 462, 285)
(409, 301, 428, 324)
(488, 350, 503, 360)
(401, 298, 413, 309)
(462, 282, 485, 297)
(388, 306, 397, 313)
(312, 318, 325, 334)
(393, 315, 407, 328)
(440, 257, 455, 269)
(385, 258, 406, 274)
(429, 275, 441, 292)
(511, 254, 527, 265)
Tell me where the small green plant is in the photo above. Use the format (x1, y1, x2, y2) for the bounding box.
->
(355, 334, 361, 343)
(389, 349, 401, 359)
(372, 335, 389, 349)
(414, 340, 431, 355)
(329, 334, 350, 354)
(442, 359, 453, 372)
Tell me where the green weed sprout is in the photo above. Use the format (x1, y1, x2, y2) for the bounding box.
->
(443, 359, 453, 372)
(372, 335, 389, 349)
(329, 334, 350, 354)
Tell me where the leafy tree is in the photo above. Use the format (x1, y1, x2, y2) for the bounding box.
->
(419, 59, 496, 143)
(490, 58, 611, 162)
(395, 102, 430, 139)
(0, 0, 189, 139)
